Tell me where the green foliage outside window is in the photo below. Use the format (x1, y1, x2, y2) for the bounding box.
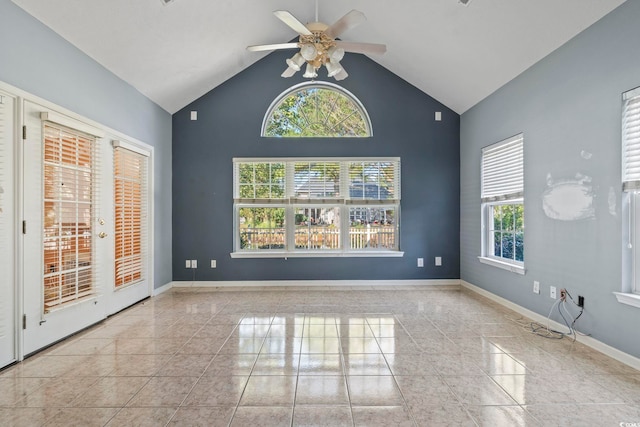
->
(490, 203, 524, 262)
(263, 84, 371, 137)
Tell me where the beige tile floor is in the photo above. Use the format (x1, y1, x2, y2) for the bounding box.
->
(1, 286, 640, 426)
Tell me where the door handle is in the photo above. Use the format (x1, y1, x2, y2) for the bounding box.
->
(98, 231, 107, 238)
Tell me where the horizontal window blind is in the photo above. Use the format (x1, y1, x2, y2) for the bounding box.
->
(346, 161, 401, 203)
(481, 134, 524, 203)
(114, 144, 148, 288)
(42, 122, 97, 310)
(622, 87, 640, 191)
(233, 158, 400, 203)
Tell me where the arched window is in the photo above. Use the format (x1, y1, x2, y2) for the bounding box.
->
(262, 82, 372, 137)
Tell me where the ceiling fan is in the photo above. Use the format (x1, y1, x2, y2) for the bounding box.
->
(247, 8, 386, 81)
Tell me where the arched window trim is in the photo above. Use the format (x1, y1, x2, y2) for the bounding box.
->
(261, 81, 373, 138)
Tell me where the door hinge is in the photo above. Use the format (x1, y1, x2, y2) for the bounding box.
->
(22, 314, 26, 330)
(22, 220, 26, 234)
(22, 125, 27, 140)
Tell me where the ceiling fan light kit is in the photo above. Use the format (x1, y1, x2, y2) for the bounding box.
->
(286, 53, 306, 71)
(247, 9, 386, 81)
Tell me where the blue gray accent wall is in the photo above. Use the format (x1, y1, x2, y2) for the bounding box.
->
(173, 50, 460, 281)
(0, 0, 173, 288)
(461, 1, 640, 357)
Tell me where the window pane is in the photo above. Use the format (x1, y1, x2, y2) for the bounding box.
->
(294, 207, 341, 250)
(349, 161, 396, 200)
(492, 205, 502, 231)
(263, 84, 371, 137)
(349, 207, 396, 249)
(294, 162, 340, 198)
(515, 232, 524, 262)
(237, 162, 285, 199)
(502, 232, 514, 261)
(493, 232, 502, 258)
(238, 207, 285, 250)
(239, 163, 254, 184)
(488, 202, 524, 263)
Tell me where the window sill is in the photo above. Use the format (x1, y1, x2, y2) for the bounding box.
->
(230, 250, 404, 259)
(613, 292, 640, 309)
(478, 256, 525, 275)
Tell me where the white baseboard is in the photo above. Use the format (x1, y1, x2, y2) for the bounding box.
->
(461, 280, 640, 371)
(171, 279, 461, 289)
(152, 281, 174, 296)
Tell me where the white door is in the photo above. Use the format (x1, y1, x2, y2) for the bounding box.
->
(0, 91, 16, 367)
(22, 101, 108, 354)
(104, 140, 152, 315)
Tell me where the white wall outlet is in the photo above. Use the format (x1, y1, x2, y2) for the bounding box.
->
(191, 259, 197, 268)
(550, 286, 556, 299)
(211, 259, 216, 268)
(185, 260, 191, 268)
(435, 111, 442, 121)
(435, 256, 442, 266)
(533, 281, 540, 294)
(190, 110, 198, 120)
(417, 258, 424, 267)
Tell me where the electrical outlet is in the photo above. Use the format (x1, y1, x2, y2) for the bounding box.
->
(185, 260, 191, 268)
(533, 281, 540, 294)
(435, 256, 442, 266)
(211, 259, 217, 268)
(417, 258, 424, 267)
(191, 259, 197, 268)
(550, 286, 556, 299)
(578, 295, 585, 307)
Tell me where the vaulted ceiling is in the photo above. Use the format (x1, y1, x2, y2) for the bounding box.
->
(11, 0, 626, 114)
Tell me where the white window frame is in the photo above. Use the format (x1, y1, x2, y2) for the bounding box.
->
(231, 157, 403, 258)
(478, 134, 525, 274)
(616, 86, 640, 308)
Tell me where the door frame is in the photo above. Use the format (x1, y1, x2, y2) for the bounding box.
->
(0, 80, 154, 361)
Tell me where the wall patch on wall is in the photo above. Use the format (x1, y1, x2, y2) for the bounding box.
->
(580, 150, 592, 160)
(542, 173, 595, 221)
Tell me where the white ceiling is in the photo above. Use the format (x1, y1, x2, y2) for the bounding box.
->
(11, 0, 626, 114)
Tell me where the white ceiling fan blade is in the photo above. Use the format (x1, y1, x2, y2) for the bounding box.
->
(274, 10, 312, 36)
(325, 10, 366, 39)
(247, 42, 299, 52)
(335, 41, 387, 55)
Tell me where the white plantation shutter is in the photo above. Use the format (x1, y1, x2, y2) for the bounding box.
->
(113, 141, 149, 288)
(622, 87, 640, 191)
(42, 121, 99, 310)
(481, 134, 524, 203)
(345, 159, 401, 205)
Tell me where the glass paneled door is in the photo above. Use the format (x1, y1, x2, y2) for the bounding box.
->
(22, 101, 108, 354)
(107, 141, 151, 315)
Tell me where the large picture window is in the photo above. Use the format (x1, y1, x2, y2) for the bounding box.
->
(479, 134, 524, 274)
(232, 158, 401, 258)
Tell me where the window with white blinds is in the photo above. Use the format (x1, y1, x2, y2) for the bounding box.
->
(481, 134, 524, 203)
(480, 134, 525, 273)
(232, 157, 401, 256)
(622, 87, 640, 192)
(42, 122, 97, 310)
(113, 142, 149, 288)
